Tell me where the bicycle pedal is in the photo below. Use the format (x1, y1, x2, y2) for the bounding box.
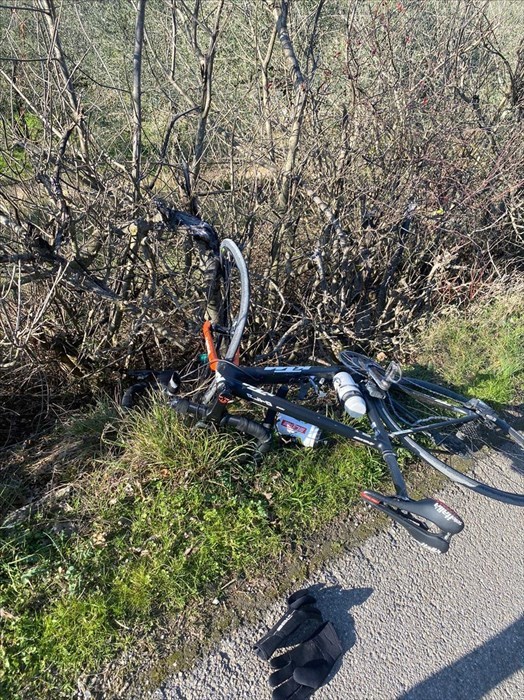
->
(364, 380, 386, 399)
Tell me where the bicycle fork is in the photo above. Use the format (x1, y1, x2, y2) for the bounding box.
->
(361, 400, 464, 554)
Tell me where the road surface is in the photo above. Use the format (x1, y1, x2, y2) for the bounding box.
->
(151, 453, 524, 700)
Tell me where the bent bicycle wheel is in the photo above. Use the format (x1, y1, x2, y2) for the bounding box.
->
(215, 238, 250, 362)
(380, 377, 524, 506)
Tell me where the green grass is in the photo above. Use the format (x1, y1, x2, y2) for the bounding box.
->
(0, 111, 42, 177)
(3, 287, 523, 698)
(416, 292, 524, 404)
(0, 148, 28, 178)
(0, 399, 384, 699)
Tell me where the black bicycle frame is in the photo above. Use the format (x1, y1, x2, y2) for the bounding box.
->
(123, 352, 469, 550)
(216, 360, 410, 499)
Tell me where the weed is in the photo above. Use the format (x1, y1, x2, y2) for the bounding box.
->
(265, 442, 385, 533)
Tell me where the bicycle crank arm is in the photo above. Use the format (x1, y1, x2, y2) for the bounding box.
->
(361, 490, 461, 554)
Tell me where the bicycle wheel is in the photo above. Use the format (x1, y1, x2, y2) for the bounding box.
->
(339, 350, 384, 377)
(215, 238, 250, 362)
(380, 377, 524, 506)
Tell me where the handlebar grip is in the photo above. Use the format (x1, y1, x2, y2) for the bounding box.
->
(121, 383, 149, 409)
(223, 414, 273, 462)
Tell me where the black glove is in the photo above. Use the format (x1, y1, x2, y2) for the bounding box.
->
(253, 589, 322, 661)
(268, 621, 342, 700)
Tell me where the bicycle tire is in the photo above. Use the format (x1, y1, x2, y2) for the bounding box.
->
(216, 238, 250, 362)
(380, 377, 524, 506)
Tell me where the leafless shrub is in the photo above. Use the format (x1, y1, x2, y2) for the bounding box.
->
(1, 0, 523, 443)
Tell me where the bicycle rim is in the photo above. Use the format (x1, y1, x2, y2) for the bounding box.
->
(382, 378, 524, 505)
(217, 239, 250, 362)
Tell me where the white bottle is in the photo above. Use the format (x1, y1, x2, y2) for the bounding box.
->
(333, 372, 366, 419)
(275, 413, 321, 447)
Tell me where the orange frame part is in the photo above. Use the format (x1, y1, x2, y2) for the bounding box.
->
(202, 320, 240, 370)
(203, 320, 219, 370)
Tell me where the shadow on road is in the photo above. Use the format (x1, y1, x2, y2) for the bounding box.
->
(304, 583, 373, 688)
(308, 583, 373, 654)
(397, 615, 524, 700)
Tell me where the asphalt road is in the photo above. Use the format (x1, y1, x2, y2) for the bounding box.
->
(151, 452, 524, 700)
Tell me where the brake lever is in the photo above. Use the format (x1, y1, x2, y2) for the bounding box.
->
(367, 361, 402, 392)
(361, 490, 464, 553)
(385, 361, 402, 385)
(121, 382, 149, 409)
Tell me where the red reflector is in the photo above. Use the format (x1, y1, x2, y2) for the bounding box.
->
(361, 491, 381, 505)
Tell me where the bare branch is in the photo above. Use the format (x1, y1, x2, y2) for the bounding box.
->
(132, 0, 147, 201)
(35, 0, 89, 159)
(188, 0, 226, 213)
(0, 4, 49, 12)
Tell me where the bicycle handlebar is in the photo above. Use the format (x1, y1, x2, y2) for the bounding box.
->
(122, 371, 272, 462)
(121, 369, 180, 409)
(169, 396, 272, 462)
